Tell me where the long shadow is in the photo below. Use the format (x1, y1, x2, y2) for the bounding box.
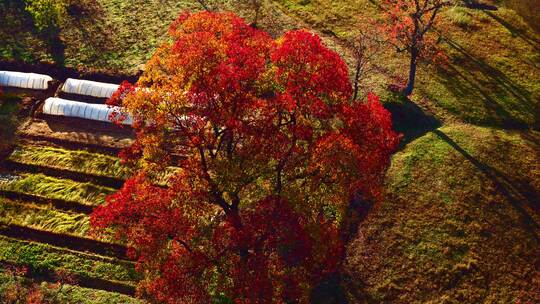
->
(444, 38, 535, 112)
(0, 0, 65, 66)
(310, 192, 377, 304)
(1, 0, 122, 77)
(485, 11, 540, 52)
(65, 0, 110, 53)
(433, 129, 539, 243)
(435, 63, 530, 129)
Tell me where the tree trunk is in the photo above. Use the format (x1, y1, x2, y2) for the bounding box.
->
(352, 60, 361, 101)
(403, 47, 418, 96)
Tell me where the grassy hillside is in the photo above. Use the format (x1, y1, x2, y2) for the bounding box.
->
(0, 0, 296, 74)
(3, 0, 536, 127)
(0, 0, 201, 73)
(273, 0, 540, 129)
(344, 124, 539, 303)
(0, 129, 137, 300)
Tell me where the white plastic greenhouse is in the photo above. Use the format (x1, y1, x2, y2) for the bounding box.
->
(62, 78, 120, 98)
(0, 71, 53, 90)
(43, 97, 133, 126)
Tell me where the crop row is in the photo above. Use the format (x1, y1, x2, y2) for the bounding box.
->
(0, 236, 138, 284)
(8, 145, 131, 180)
(0, 197, 89, 237)
(0, 173, 115, 206)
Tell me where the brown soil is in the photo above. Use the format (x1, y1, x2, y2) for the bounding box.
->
(18, 118, 134, 150)
(57, 92, 109, 105)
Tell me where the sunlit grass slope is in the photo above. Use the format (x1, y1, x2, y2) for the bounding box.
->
(0, 0, 201, 73)
(0, 174, 115, 206)
(8, 145, 130, 180)
(0, 197, 89, 237)
(344, 123, 540, 303)
(0, 236, 137, 284)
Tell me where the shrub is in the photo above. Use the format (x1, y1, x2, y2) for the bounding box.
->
(24, 0, 66, 35)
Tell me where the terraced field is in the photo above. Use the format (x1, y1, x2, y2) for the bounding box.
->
(0, 122, 142, 301)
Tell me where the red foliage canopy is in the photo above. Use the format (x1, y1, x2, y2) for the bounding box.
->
(92, 11, 400, 303)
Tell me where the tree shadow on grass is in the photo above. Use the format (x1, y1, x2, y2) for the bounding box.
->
(0, 0, 113, 71)
(0, 94, 22, 160)
(433, 129, 539, 243)
(432, 37, 538, 129)
(384, 97, 442, 149)
(1, 0, 65, 66)
(310, 190, 380, 304)
(434, 63, 531, 129)
(0, 0, 41, 63)
(310, 273, 350, 304)
(485, 11, 540, 53)
(444, 38, 535, 110)
(64, 0, 109, 51)
(41, 32, 66, 66)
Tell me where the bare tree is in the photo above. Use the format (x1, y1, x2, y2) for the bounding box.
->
(348, 20, 385, 100)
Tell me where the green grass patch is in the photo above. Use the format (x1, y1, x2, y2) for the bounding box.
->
(47, 283, 143, 304)
(0, 0, 201, 73)
(8, 145, 131, 180)
(0, 236, 138, 284)
(0, 173, 115, 206)
(344, 123, 540, 303)
(2, 1, 538, 127)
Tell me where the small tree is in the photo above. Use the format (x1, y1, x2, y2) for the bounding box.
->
(348, 18, 385, 100)
(93, 11, 400, 303)
(239, 0, 264, 26)
(195, 0, 214, 11)
(382, 0, 452, 95)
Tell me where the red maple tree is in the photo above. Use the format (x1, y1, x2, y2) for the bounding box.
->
(382, 0, 451, 95)
(92, 11, 400, 303)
